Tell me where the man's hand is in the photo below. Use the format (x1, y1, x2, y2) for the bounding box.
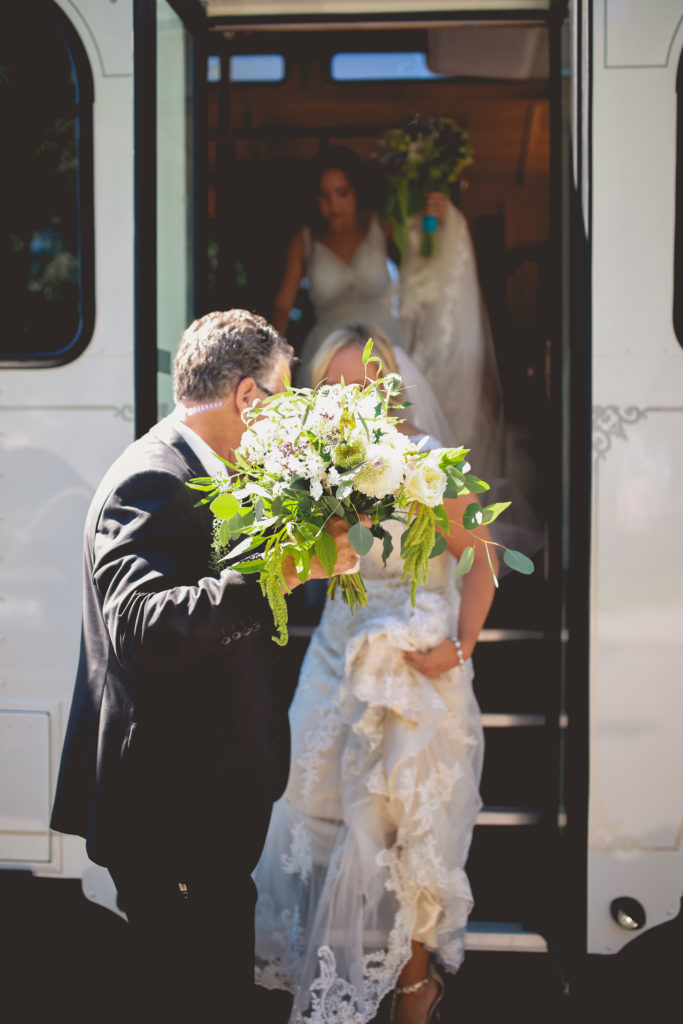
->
(282, 515, 371, 590)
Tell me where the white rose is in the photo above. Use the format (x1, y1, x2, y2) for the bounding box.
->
(402, 453, 447, 507)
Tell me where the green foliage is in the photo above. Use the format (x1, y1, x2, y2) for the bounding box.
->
(375, 114, 474, 264)
(348, 521, 374, 556)
(503, 548, 535, 574)
(187, 340, 532, 644)
(314, 529, 338, 577)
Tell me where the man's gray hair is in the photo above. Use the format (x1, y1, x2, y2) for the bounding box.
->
(173, 309, 293, 403)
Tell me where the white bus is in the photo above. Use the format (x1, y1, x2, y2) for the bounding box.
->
(1, 0, 681, 996)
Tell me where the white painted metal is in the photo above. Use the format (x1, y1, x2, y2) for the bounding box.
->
(2, 0, 681, 964)
(0, 0, 135, 910)
(588, 0, 683, 954)
(156, 0, 194, 419)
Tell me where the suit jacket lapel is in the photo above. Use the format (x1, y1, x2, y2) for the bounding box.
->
(151, 415, 207, 481)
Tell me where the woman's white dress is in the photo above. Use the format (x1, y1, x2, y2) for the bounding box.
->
(253, 517, 484, 1023)
(295, 208, 504, 491)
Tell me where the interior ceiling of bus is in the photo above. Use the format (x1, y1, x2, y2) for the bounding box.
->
(209, 19, 549, 81)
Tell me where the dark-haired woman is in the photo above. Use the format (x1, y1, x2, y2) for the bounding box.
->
(271, 144, 504, 488)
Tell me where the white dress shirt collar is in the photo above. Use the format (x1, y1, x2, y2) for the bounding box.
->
(173, 410, 229, 479)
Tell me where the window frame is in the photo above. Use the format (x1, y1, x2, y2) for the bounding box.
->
(0, 0, 95, 369)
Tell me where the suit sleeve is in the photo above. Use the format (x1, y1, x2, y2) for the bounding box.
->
(92, 464, 270, 674)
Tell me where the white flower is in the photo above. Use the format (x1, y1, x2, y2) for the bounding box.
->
(402, 451, 447, 507)
(327, 466, 341, 487)
(310, 478, 323, 500)
(353, 443, 405, 499)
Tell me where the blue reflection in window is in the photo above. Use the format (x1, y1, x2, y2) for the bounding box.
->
(207, 54, 221, 83)
(229, 54, 286, 83)
(331, 52, 448, 82)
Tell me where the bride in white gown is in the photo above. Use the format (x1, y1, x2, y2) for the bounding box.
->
(253, 330, 496, 1024)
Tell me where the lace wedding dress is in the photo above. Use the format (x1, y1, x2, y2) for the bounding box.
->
(253, 514, 484, 1024)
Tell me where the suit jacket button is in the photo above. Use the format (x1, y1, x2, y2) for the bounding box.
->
(221, 634, 231, 646)
(232, 630, 242, 640)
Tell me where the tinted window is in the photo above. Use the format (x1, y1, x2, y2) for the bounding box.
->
(0, 3, 94, 364)
(331, 52, 448, 81)
(230, 54, 286, 83)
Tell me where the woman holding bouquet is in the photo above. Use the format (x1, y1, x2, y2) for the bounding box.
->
(253, 326, 495, 1024)
(271, 142, 504, 489)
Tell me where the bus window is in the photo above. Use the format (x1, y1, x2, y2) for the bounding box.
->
(0, 2, 94, 365)
(330, 51, 448, 82)
(230, 54, 286, 83)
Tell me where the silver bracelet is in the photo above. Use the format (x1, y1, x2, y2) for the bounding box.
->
(449, 635, 464, 665)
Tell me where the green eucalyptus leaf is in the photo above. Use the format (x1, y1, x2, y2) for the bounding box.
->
(463, 503, 484, 531)
(480, 501, 511, 525)
(348, 521, 374, 557)
(445, 465, 465, 489)
(463, 474, 490, 494)
(453, 546, 475, 577)
(271, 496, 283, 517)
(503, 548, 535, 575)
(210, 492, 240, 520)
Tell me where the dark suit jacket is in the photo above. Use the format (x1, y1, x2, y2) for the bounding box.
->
(51, 416, 290, 876)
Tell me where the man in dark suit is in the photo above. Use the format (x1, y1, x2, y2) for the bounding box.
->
(50, 309, 360, 1020)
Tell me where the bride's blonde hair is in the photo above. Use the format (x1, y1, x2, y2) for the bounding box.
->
(310, 323, 400, 387)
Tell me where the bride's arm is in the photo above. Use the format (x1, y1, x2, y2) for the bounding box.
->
(402, 494, 496, 678)
(272, 228, 307, 335)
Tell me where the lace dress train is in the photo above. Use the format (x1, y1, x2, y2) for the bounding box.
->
(254, 521, 484, 1023)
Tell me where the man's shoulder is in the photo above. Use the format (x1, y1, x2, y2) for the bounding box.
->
(88, 417, 200, 517)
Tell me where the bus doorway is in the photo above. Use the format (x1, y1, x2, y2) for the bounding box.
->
(205, 8, 570, 978)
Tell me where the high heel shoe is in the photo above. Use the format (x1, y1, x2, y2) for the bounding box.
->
(389, 963, 445, 1024)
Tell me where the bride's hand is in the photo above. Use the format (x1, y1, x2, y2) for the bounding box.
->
(403, 637, 470, 678)
(422, 191, 450, 224)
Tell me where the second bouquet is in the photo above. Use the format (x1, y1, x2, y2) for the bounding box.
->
(188, 341, 528, 645)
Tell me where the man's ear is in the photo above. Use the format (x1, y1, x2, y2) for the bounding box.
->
(233, 376, 257, 410)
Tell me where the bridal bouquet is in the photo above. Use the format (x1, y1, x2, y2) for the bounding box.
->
(375, 113, 473, 260)
(188, 342, 531, 645)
